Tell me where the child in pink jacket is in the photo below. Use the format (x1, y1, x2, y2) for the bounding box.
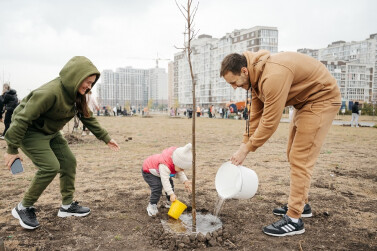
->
(142, 143, 192, 216)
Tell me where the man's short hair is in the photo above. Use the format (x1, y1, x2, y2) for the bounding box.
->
(220, 53, 247, 77)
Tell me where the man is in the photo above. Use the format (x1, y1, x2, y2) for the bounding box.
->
(220, 50, 341, 237)
(351, 101, 359, 127)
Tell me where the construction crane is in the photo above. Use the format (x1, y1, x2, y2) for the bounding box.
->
(154, 54, 170, 68)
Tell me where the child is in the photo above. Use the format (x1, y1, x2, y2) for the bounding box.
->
(142, 143, 192, 216)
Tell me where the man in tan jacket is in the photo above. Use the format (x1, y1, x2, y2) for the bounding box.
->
(220, 50, 341, 237)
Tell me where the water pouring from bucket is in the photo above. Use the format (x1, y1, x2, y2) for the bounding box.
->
(214, 162, 258, 216)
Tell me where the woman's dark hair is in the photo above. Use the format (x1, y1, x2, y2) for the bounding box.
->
(75, 74, 97, 118)
(76, 93, 90, 118)
(220, 53, 247, 77)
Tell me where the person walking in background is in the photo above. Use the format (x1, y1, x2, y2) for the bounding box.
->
(351, 101, 359, 127)
(220, 50, 341, 237)
(4, 56, 120, 230)
(0, 83, 19, 139)
(82, 91, 100, 136)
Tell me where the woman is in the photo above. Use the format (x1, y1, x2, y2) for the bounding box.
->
(4, 56, 120, 230)
(0, 85, 19, 138)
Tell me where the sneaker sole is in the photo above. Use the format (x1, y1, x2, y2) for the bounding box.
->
(147, 208, 157, 217)
(263, 228, 305, 237)
(273, 212, 312, 218)
(57, 210, 90, 218)
(11, 208, 39, 230)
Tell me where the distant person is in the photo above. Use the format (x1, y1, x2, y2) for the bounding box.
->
(4, 56, 120, 230)
(288, 106, 294, 122)
(211, 105, 215, 118)
(0, 83, 19, 139)
(0, 83, 10, 123)
(220, 50, 341, 237)
(242, 106, 248, 120)
(208, 107, 212, 118)
(82, 91, 100, 136)
(142, 143, 192, 216)
(351, 102, 359, 127)
(196, 106, 201, 117)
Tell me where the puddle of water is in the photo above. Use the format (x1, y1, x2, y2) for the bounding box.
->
(161, 212, 222, 235)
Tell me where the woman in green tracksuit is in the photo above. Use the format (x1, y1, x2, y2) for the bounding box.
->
(4, 56, 120, 230)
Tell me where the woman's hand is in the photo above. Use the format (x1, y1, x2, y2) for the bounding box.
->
(107, 139, 120, 151)
(170, 193, 177, 202)
(184, 180, 192, 193)
(4, 153, 23, 170)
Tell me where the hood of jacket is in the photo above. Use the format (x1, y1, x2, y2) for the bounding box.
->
(243, 50, 270, 88)
(7, 89, 17, 95)
(59, 56, 100, 100)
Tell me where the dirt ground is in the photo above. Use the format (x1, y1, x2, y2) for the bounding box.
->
(0, 115, 376, 250)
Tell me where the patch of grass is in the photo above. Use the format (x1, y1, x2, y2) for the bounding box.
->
(114, 235, 122, 241)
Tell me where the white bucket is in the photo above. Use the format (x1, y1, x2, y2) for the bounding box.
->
(215, 162, 258, 199)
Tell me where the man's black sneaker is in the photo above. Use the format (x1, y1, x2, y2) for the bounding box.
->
(57, 201, 90, 217)
(263, 214, 305, 237)
(273, 203, 312, 218)
(12, 206, 40, 230)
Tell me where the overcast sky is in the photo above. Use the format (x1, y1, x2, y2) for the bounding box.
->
(0, 0, 376, 99)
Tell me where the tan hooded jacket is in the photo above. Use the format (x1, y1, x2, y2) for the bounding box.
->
(242, 50, 341, 152)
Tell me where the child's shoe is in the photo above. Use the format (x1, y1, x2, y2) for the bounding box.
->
(147, 203, 158, 216)
(163, 201, 172, 209)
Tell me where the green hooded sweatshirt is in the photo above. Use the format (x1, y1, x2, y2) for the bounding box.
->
(5, 56, 111, 154)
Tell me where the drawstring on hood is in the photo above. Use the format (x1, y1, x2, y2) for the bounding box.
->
(243, 50, 269, 137)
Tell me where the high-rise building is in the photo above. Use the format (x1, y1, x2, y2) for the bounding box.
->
(97, 66, 167, 109)
(174, 26, 278, 108)
(299, 34, 377, 104)
(167, 61, 175, 108)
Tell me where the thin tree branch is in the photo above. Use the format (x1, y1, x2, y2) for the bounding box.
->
(175, 0, 188, 20)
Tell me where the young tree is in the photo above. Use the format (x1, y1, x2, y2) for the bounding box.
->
(176, 0, 199, 228)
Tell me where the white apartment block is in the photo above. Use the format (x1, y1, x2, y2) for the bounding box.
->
(97, 66, 167, 109)
(173, 26, 278, 108)
(168, 61, 174, 108)
(299, 33, 377, 104)
(323, 61, 373, 105)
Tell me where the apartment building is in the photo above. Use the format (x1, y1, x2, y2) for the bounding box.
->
(173, 26, 278, 108)
(97, 66, 167, 109)
(299, 33, 377, 104)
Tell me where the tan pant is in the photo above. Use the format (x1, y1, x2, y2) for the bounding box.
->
(286, 98, 341, 218)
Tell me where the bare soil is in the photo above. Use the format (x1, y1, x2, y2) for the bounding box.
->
(1, 115, 376, 250)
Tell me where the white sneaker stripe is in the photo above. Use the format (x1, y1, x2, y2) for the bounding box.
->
(282, 226, 290, 232)
(287, 224, 295, 231)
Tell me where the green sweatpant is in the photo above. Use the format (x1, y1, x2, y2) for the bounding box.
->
(20, 130, 76, 207)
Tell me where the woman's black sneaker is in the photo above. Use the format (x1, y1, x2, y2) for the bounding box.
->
(57, 201, 90, 217)
(263, 215, 305, 237)
(12, 206, 40, 230)
(273, 203, 312, 217)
